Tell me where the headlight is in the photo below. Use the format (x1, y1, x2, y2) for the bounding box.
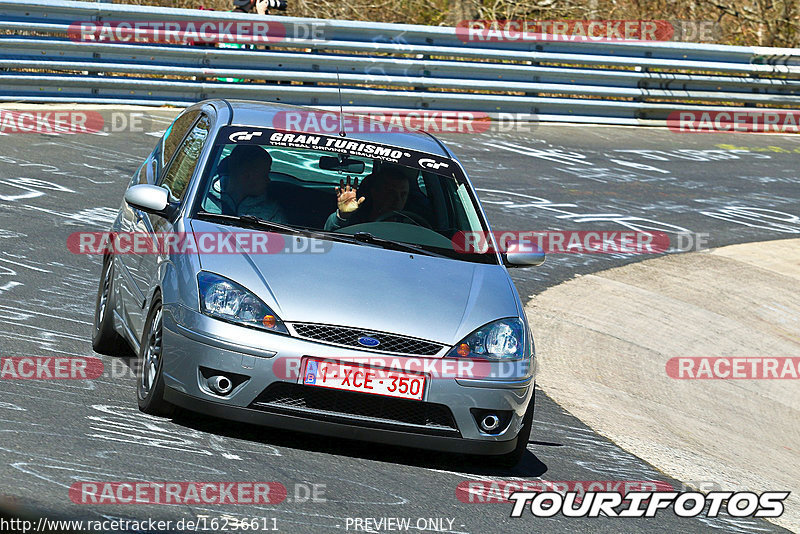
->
(446, 318, 527, 360)
(197, 272, 288, 334)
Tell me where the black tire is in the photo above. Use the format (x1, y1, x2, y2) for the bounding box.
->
(136, 296, 174, 416)
(488, 389, 536, 469)
(92, 255, 128, 355)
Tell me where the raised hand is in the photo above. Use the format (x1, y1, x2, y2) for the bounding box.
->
(335, 176, 365, 217)
(255, 0, 270, 14)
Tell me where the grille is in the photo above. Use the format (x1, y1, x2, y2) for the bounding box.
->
(250, 382, 459, 436)
(290, 323, 443, 356)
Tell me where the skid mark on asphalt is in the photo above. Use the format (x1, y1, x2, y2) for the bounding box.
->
(0, 388, 92, 407)
(87, 405, 282, 458)
(0, 281, 22, 294)
(30, 139, 146, 163)
(1, 442, 427, 531)
(700, 206, 800, 233)
(7, 455, 226, 493)
(0, 329, 93, 354)
(0, 303, 88, 324)
(16, 204, 118, 228)
(0, 322, 86, 341)
(0, 375, 96, 394)
(0, 253, 51, 272)
(475, 188, 690, 235)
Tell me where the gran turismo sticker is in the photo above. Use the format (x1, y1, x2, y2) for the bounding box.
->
(418, 158, 449, 170)
(218, 126, 454, 175)
(228, 130, 263, 142)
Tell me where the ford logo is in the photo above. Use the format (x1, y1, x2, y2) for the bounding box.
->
(357, 336, 380, 347)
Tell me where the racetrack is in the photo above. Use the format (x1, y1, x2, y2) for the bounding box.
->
(529, 239, 800, 532)
(0, 106, 798, 533)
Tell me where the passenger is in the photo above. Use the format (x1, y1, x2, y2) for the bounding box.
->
(221, 145, 289, 224)
(324, 163, 414, 231)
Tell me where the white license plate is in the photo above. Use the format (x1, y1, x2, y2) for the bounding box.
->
(302, 358, 426, 401)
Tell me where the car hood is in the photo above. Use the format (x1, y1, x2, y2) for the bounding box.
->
(190, 220, 520, 345)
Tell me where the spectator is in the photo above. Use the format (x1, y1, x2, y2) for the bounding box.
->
(221, 0, 288, 81)
(232, 0, 286, 15)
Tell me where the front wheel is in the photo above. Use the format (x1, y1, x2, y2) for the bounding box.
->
(136, 297, 174, 416)
(92, 255, 128, 355)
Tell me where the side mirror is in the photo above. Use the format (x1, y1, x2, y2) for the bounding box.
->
(124, 184, 176, 219)
(503, 240, 545, 267)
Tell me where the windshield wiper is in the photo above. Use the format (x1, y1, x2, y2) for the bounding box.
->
(196, 211, 305, 235)
(195, 211, 357, 244)
(306, 228, 448, 258)
(196, 212, 448, 257)
(350, 232, 447, 258)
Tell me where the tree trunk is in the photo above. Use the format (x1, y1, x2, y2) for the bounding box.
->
(445, 0, 471, 26)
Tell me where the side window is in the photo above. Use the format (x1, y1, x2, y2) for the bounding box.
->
(159, 115, 210, 202)
(161, 110, 201, 171)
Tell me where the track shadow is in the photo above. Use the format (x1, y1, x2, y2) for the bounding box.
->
(107, 351, 550, 476)
(168, 404, 548, 477)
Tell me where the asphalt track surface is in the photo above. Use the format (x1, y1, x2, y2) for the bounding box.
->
(0, 109, 798, 533)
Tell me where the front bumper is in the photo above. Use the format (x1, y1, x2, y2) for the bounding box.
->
(161, 304, 535, 455)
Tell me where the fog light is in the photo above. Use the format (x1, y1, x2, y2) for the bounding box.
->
(471, 408, 513, 435)
(208, 375, 233, 395)
(480, 413, 501, 432)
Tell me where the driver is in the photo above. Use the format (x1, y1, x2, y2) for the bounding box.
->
(324, 163, 414, 231)
(220, 145, 289, 224)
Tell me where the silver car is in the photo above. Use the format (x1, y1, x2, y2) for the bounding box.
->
(92, 100, 544, 467)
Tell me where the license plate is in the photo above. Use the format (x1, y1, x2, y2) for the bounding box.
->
(302, 358, 426, 401)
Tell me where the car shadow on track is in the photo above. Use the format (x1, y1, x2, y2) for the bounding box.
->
(109, 353, 551, 476)
(167, 405, 549, 477)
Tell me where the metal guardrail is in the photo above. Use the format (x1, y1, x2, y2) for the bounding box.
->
(0, 0, 799, 123)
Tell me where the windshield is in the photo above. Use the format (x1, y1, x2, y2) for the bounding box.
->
(192, 127, 495, 263)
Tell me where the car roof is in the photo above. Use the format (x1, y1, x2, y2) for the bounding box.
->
(210, 99, 453, 158)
